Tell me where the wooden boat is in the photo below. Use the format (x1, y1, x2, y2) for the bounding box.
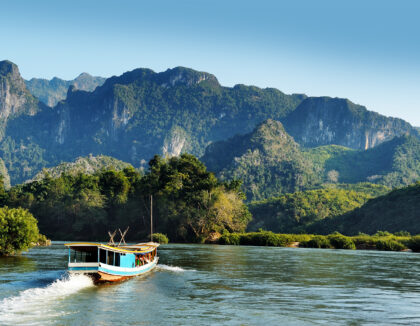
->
(64, 241, 159, 282)
(65, 195, 159, 282)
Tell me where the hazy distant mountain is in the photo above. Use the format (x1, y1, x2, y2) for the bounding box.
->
(283, 97, 416, 150)
(25, 73, 105, 107)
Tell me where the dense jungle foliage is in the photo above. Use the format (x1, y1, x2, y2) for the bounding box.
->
(307, 182, 420, 235)
(0, 154, 250, 242)
(248, 189, 372, 233)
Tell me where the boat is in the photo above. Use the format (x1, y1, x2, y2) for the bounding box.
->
(64, 241, 159, 282)
(65, 196, 159, 282)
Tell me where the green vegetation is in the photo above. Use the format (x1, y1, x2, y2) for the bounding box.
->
(31, 155, 133, 181)
(305, 136, 420, 188)
(151, 233, 169, 244)
(0, 207, 41, 255)
(323, 183, 390, 197)
(248, 188, 371, 233)
(219, 231, 309, 246)
(2, 154, 250, 242)
(219, 230, 416, 252)
(308, 182, 420, 235)
(202, 119, 319, 201)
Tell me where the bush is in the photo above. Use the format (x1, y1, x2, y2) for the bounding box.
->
(407, 236, 420, 252)
(0, 207, 40, 255)
(219, 233, 241, 245)
(151, 233, 169, 244)
(394, 231, 411, 237)
(219, 231, 289, 247)
(328, 233, 356, 249)
(301, 236, 332, 249)
(373, 231, 393, 237)
(240, 231, 289, 246)
(375, 239, 406, 251)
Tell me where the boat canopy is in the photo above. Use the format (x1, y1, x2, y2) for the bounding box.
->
(65, 242, 159, 254)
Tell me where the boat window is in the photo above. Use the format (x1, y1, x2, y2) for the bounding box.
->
(115, 253, 120, 266)
(100, 249, 107, 264)
(70, 247, 98, 263)
(107, 251, 114, 265)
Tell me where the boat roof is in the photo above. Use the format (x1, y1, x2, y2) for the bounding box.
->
(64, 242, 160, 254)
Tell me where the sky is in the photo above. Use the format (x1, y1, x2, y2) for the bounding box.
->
(1, 0, 419, 125)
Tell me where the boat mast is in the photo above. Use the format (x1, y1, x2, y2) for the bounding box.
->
(150, 195, 153, 242)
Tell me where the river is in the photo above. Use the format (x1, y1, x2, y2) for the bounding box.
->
(1, 242, 420, 325)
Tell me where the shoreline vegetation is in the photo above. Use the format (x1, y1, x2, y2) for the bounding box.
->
(0, 154, 419, 256)
(216, 230, 420, 252)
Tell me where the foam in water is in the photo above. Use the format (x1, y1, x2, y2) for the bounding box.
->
(0, 273, 94, 325)
(157, 264, 191, 272)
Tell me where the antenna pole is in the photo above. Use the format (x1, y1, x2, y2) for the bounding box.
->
(150, 195, 153, 242)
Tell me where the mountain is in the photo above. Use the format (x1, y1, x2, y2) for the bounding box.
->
(25, 73, 106, 107)
(203, 119, 420, 200)
(202, 119, 318, 201)
(30, 154, 133, 181)
(0, 63, 306, 184)
(283, 97, 416, 150)
(0, 60, 47, 139)
(307, 182, 420, 235)
(306, 135, 420, 188)
(0, 60, 418, 189)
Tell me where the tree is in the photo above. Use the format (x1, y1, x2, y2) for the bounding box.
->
(0, 207, 40, 255)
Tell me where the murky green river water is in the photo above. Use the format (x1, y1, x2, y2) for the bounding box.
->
(1, 242, 420, 325)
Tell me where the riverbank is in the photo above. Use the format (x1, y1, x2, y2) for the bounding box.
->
(217, 231, 420, 252)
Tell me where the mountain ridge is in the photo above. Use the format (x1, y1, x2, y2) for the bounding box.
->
(25, 72, 106, 107)
(0, 59, 418, 189)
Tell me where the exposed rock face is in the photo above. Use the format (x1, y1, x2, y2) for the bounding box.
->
(0, 60, 45, 139)
(0, 158, 10, 189)
(162, 126, 188, 157)
(25, 73, 105, 107)
(283, 97, 415, 150)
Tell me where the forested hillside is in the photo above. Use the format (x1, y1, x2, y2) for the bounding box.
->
(30, 155, 133, 181)
(307, 182, 420, 235)
(202, 119, 318, 201)
(248, 188, 372, 233)
(306, 135, 420, 188)
(2, 154, 250, 242)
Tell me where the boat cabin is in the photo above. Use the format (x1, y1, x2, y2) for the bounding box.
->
(65, 242, 159, 282)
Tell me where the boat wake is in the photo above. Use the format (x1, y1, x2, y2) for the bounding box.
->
(0, 273, 94, 325)
(157, 264, 193, 272)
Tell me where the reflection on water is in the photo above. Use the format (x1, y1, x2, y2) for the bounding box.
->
(1, 243, 420, 325)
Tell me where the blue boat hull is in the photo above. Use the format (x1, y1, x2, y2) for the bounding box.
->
(69, 257, 159, 282)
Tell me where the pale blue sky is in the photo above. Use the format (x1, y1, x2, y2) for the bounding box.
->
(1, 0, 419, 125)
